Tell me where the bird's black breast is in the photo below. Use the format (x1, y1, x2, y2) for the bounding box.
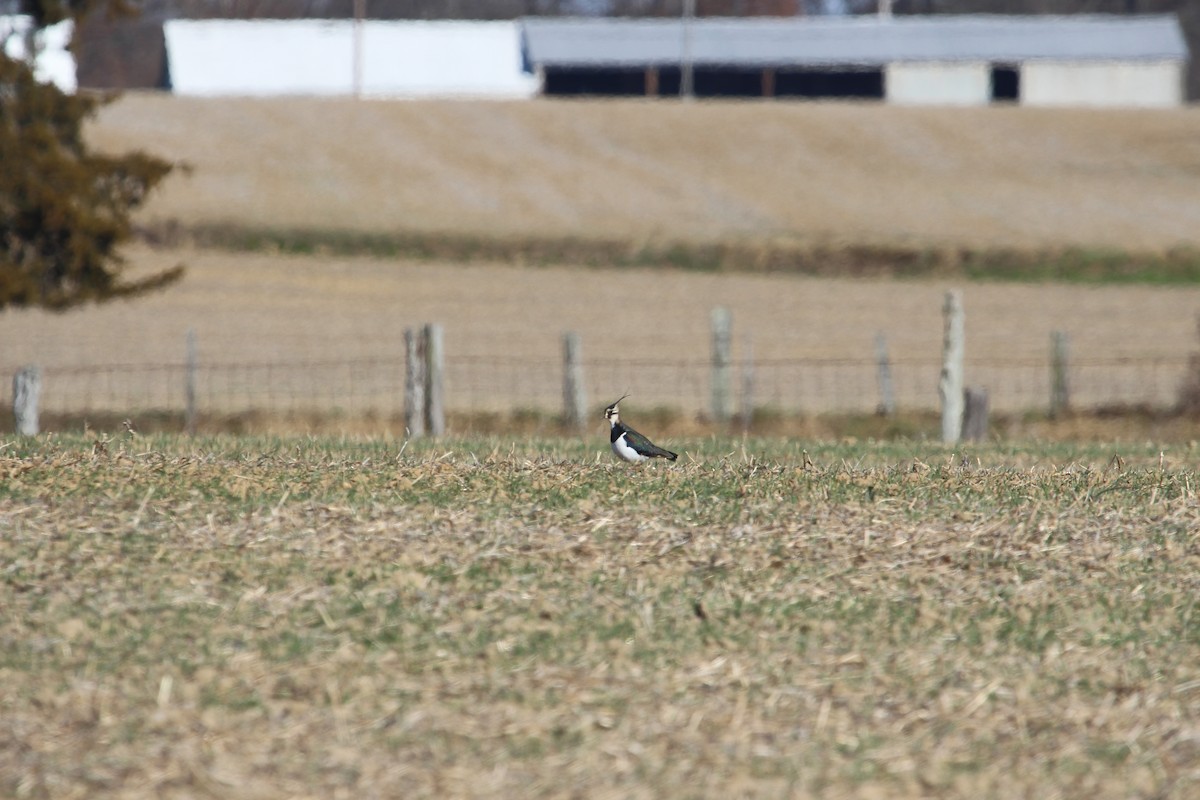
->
(610, 423, 626, 443)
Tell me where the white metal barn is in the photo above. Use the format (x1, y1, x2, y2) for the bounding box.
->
(159, 14, 1187, 106)
(520, 14, 1189, 107)
(163, 19, 538, 98)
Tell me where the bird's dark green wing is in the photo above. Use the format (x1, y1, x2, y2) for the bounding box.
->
(623, 425, 678, 461)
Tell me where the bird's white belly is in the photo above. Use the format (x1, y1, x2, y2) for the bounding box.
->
(612, 435, 649, 463)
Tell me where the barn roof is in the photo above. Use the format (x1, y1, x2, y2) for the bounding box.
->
(520, 14, 1189, 69)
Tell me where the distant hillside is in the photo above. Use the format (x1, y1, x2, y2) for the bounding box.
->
(86, 94, 1200, 257)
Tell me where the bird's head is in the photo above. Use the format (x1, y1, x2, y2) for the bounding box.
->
(604, 395, 628, 422)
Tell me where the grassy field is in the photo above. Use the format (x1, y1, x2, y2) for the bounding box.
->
(2, 433, 1199, 798)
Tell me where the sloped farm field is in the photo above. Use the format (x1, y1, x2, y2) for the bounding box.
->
(5, 96, 1189, 426)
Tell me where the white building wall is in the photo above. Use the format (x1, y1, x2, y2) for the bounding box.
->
(361, 21, 538, 97)
(886, 61, 990, 106)
(164, 19, 538, 98)
(1021, 60, 1183, 108)
(166, 20, 351, 96)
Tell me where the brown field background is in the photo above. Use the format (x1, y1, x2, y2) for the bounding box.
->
(2, 247, 1199, 420)
(6, 96, 1200, 424)
(88, 94, 1200, 251)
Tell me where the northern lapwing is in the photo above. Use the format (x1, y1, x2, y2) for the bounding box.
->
(604, 396, 677, 463)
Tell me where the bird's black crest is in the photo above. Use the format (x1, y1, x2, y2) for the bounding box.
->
(605, 393, 629, 413)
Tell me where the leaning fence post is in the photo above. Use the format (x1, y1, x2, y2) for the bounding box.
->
(13, 365, 41, 436)
(404, 327, 426, 438)
(562, 331, 587, 432)
(711, 306, 732, 423)
(184, 329, 198, 435)
(874, 331, 895, 416)
(939, 290, 965, 444)
(423, 323, 445, 437)
(1050, 330, 1070, 418)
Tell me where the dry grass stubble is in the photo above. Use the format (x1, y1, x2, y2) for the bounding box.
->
(1, 436, 1198, 798)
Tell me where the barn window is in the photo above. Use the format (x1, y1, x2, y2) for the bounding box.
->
(991, 65, 1020, 102)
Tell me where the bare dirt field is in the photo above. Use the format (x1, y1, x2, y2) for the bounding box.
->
(88, 94, 1200, 252)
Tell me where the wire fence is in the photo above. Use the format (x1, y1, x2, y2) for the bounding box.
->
(8, 352, 1194, 423)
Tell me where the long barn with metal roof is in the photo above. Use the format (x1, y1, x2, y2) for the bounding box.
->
(520, 14, 1189, 107)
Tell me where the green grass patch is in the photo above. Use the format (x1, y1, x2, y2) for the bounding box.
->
(1, 433, 1198, 798)
(162, 223, 1200, 285)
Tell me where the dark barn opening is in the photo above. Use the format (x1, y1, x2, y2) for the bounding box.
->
(654, 67, 682, 95)
(691, 68, 765, 97)
(776, 68, 885, 99)
(543, 68, 650, 96)
(990, 65, 1020, 102)
(541, 65, 885, 99)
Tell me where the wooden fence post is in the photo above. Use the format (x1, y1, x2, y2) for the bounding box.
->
(423, 323, 445, 437)
(1050, 331, 1070, 418)
(185, 329, 198, 435)
(939, 290, 965, 444)
(13, 365, 41, 436)
(711, 306, 732, 423)
(562, 331, 586, 432)
(962, 387, 989, 442)
(874, 331, 895, 416)
(740, 333, 754, 434)
(404, 327, 425, 438)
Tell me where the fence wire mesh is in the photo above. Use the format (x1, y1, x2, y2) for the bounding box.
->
(8, 353, 1192, 420)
